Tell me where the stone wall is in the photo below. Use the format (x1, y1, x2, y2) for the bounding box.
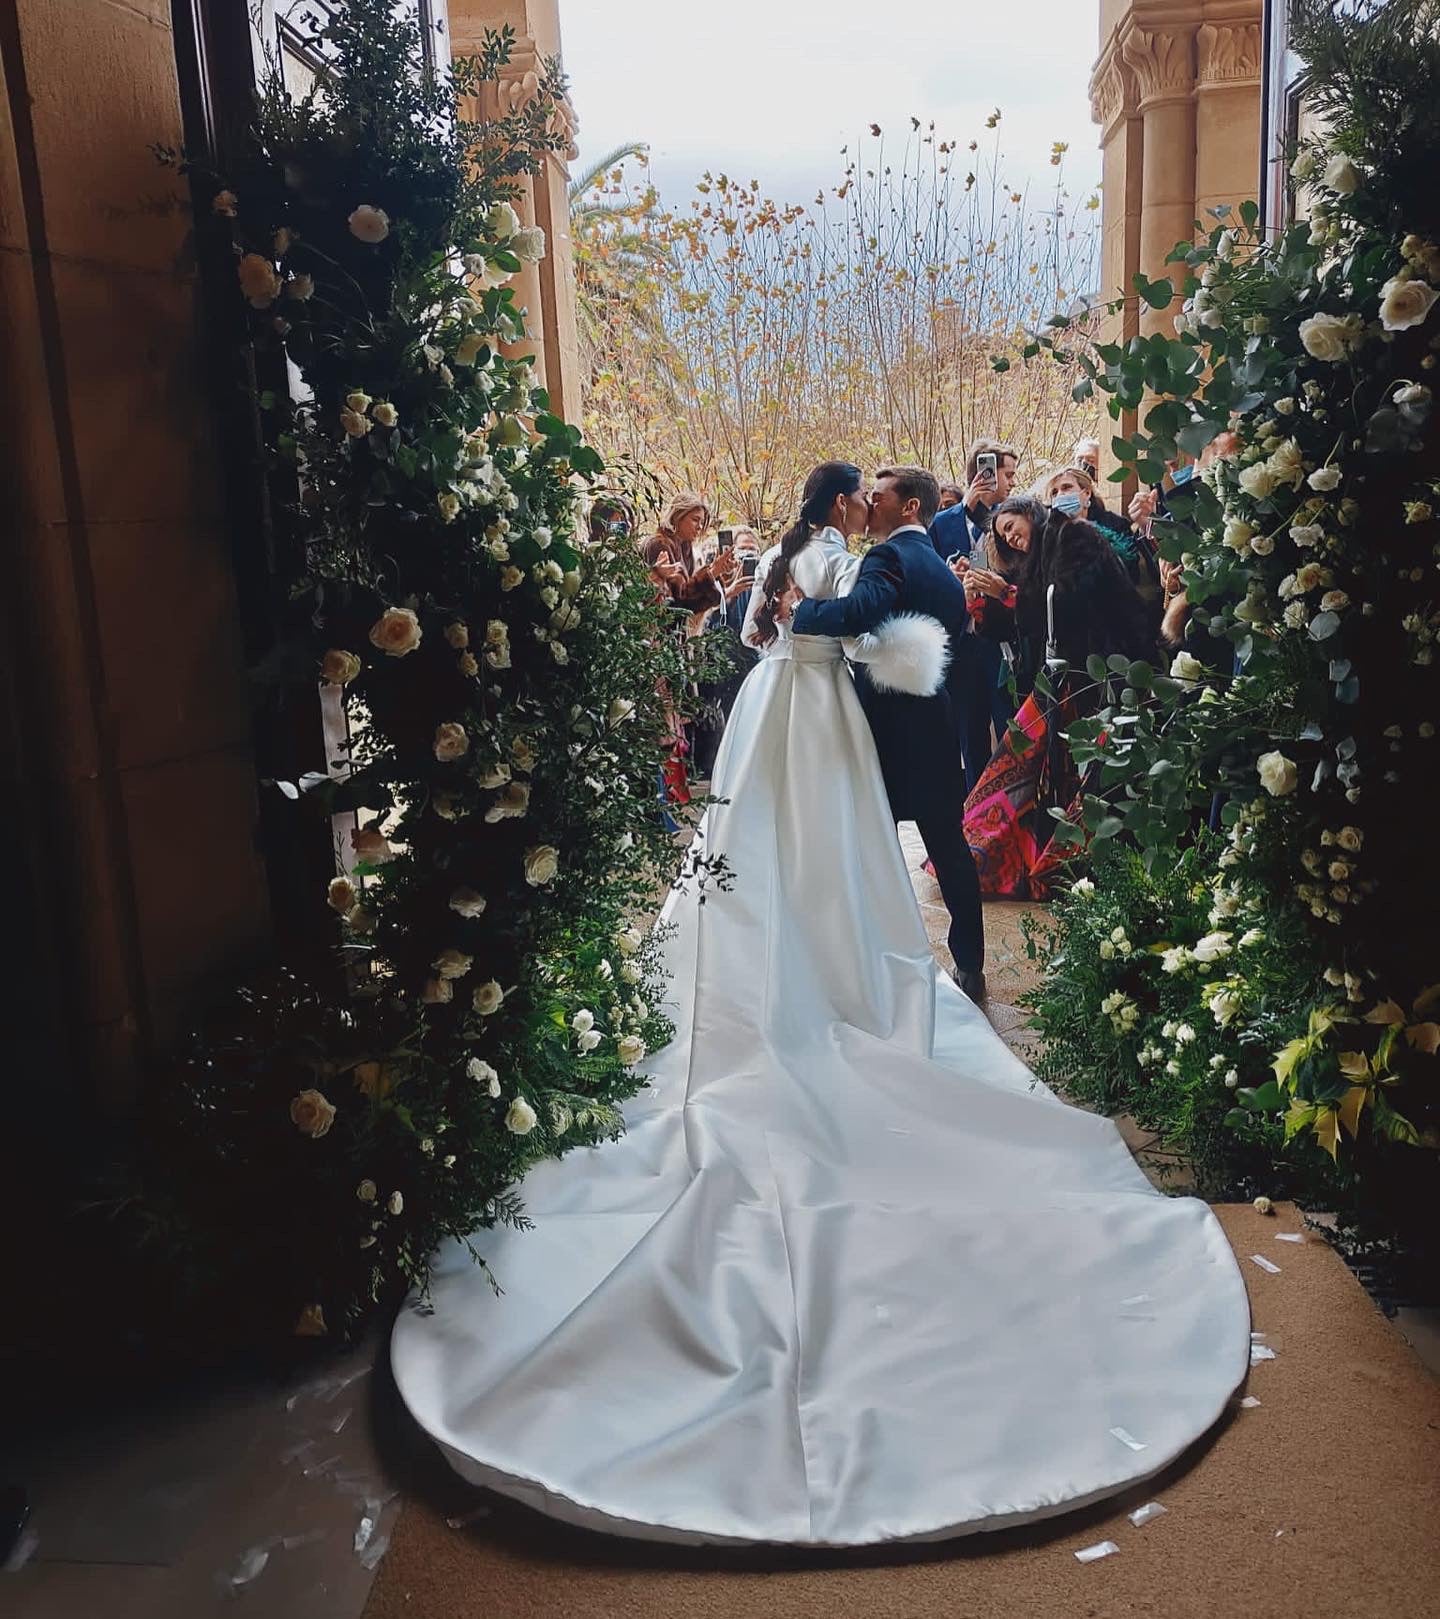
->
(0, 0, 269, 1112)
(1090, 0, 1264, 464)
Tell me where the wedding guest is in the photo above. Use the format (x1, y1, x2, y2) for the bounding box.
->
(1072, 437, 1101, 480)
(929, 438, 1019, 790)
(937, 481, 964, 511)
(953, 495, 1156, 898)
(641, 492, 739, 611)
(1034, 463, 1163, 610)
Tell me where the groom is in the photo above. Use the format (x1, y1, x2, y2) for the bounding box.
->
(782, 466, 986, 1000)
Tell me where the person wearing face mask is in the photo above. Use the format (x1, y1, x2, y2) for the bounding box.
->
(950, 494, 1157, 897)
(1035, 464, 1163, 612)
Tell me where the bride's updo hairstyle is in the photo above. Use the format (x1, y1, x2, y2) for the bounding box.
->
(751, 460, 862, 648)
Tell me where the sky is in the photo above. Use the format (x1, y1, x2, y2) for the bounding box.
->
(561, 0, 1104, 212)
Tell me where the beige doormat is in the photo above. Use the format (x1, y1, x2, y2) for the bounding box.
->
(365, 1202, 1440, 1619)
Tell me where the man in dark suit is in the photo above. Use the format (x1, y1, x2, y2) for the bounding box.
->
(783, 467, 985, 1000)
(928, 438, 1019, 792)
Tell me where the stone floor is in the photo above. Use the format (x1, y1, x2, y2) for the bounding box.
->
(6, 831, 1435, 1617)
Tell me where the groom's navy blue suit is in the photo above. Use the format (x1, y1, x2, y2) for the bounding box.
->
(790, 525, 984, 977)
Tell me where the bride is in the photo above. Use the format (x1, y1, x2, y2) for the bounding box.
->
(392, 462, 1251, 1547)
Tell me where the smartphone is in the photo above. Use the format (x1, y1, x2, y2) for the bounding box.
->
(717, 528, 734, 550)
(977, 452, 998, 482)
(741, 554, 758, 580)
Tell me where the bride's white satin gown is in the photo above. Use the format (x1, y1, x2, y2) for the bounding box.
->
(392, 556, 1251, 1547)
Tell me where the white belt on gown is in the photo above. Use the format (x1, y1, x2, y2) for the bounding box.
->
(391, 638, 1251, 1546)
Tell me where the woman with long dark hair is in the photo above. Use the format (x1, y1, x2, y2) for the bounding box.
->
(957, 495, 1158, 897)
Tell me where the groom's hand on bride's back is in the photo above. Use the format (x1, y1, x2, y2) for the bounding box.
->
(774, 582, 804, 623)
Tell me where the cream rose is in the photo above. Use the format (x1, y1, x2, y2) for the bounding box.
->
(327, 876, 357, 914)
(356, 1179, 377, 1202)
(572, 1009, 595, 1034)
(505, 1096, 538, 1135)
(237, 253, 281, 308)
(290, 1087, 337, 1138)
(1222, 518, 1255, 554)
(1298, 312, 1360, 362)
(1322, 154, 1359, 195)
(472, 979, 505, 1015)
(444, 621, 470, 649)
(1257, 750, 1299, 797)
(1237, 463, 1279, 501)
(348, 204, 391, 243)
(511, 738, 536, 772)
(511, 225, 546, 263)
(340, 407, 372, 438)
(616, 926, 643, 957)
(484, 645, 512, 671)
(351, 827, 395, 865)
(500, 566, 524, 592)
(433, 722, 470, 762)
(386, 1190, 404, 1215)
(523, 844, 559, 886)
(449, 886, 487, 918)
(421, 977, 453, 1005)
(372, 401, 399, 428)
(1170, 651, 1203, 682)
(485, 202, 521, 240)
(484, 781, 531, 822)
(1380, 275, 1439, 332)
(617, 1034, 647, 1066)
(577, 1029, 602, 1054)
(321, 648, 362, 685)
(607, 698, 636, 725)
(432, 948, 473, 981)
(454, 331, 485, 367)
(1308, 466, 1342, 492)
(437, 492, 461, 524)
(369, 606, 422, 657)
(467, 1057, 498, 1086)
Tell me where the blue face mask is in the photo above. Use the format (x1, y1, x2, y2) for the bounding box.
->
(1053, 492, 1084, 516)
(1170, 463, 1196, 486)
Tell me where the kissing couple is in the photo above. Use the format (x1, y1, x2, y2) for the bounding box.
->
(392, 458, 1252, 1550)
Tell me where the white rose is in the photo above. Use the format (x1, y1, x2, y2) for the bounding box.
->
(321, 648, 362, 685)
(1209, 988, 1242, 1026)
(1267, 438, 1305, 486)
(577, 1029, 602, 1053)
(511, 225, 546, 263)
(1297, 313, 1350, 362)
(289, 1088, 336, 1138)
(1250, 533, 1275, 556)
(449, 886, 487, 918)
(1380, 275, 1439, 332)
(421, 977, 453, 1005)
(617, 926, 643, 956)
(237, 252, 281, 309)
(1322, 154, 1359, 196)
(1257, 750, 1299, 796)
(523, 844, 559, 886)
(437, 492, 461, 524)
(500, 566, 524, 592)
(356, 1179, 377, 1202)
(572, 1009, 595, 1033)
(369, 606, 422, 657)
(1223, 518, 1255, 554)
(1320, 590, 1350, 612)
(485, 644, 512, 671)
(1238, 463, 1279, 500)
(1070, 877, 1096, 897)
(550, 640, 570, 665)
(607, 698, 636, 725)
(348, 204, 391, 243)
(1170, 651, 1203, 682)
(327, 876, 357, 914)
(616, 1034, 647, 1066)
(466, 1057, 498, 1086)
(386, 1190, 404, 1215)
(1289, 524, 1323, 549)
(454, 331, 485, 367)
(1337, 826, 1363, 852)
(433, 722, 470, 762)
(505, 1096, 538, 1135)
(485, 202, 521, 240)
(1253, 1195, 1273, 1215)
(432, 948, 473, 980)
(372, 401, 399, 428)
(1239, 928, 1264, 948)
(1193, 931, 1233, 963)
(483, 781, 531, 822)
(472, 980, 505, 1015)
(339, 406, 372, 438)
(351, 827, 395, 864)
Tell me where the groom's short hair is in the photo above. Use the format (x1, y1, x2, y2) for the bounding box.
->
(875, 466, 941, 525)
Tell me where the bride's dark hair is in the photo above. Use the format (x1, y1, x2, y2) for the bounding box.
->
(751, 461, 862, 647)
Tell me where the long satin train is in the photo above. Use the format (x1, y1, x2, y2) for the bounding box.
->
(392, 634, 1251, 1546)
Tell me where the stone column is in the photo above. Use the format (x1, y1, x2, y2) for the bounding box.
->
(1090, 48, 1143, 460)
(448, 0, 583, 422)
(1195, 14, 1264, 225)
(1122, 24, 1199, 337)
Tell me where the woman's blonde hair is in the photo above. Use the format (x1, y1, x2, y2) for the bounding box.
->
(1032, 464, 1096, 504)
(658, 491, 711, 536)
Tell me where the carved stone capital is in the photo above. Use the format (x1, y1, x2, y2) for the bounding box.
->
(1196, 20, 1262, 88)
(1089, 53, 1137, 139)
(1120, 25, 1196, 110)
(466, 33, 579, 163)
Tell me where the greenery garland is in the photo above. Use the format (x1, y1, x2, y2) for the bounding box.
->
(145, 2, 703, 1341)
(1019, 0, 1440, 1226)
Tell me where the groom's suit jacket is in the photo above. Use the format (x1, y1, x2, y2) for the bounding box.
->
(790, 526, 970, 822)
